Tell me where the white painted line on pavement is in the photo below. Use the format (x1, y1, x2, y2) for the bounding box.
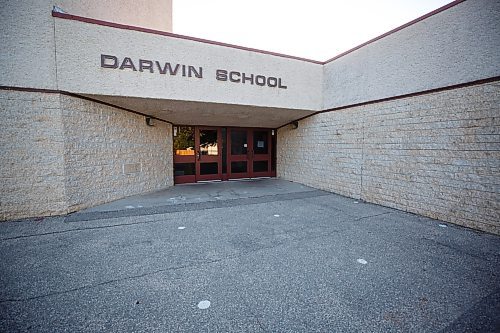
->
(357, 258, 368, 265)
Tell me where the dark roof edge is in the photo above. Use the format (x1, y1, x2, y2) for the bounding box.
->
(0, 85, 171, 124)
(278, 75, 500, 129)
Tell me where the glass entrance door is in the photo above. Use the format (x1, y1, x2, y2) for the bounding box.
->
(173, 126, 196, 184)
(174, 126, 272, 184)
(173, 126, 222, 183)
(228, 128, 251, 178)
(195, 127, 222, 181)
(227, 128, 272, 179)
(251, 129, 272, 177)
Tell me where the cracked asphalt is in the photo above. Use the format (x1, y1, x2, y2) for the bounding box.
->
(1, 179, 499, 332)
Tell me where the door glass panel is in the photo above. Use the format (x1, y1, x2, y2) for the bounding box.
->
(231, 130, 247, 155)
(253, 161, 268, 173)
(222, 128, 227, 174)
(253, 130, 268, 154)
(200, 162, 218, 175)
(199, 130, 218, 156)
(231, 161, 247, 173)
(174, 126, 195, 156)
(174, 163, 195, 176)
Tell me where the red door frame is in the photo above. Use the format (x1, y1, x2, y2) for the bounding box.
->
(251, 129, 273, 178)
(227, 128, 252, 179)
(174, 126, 273, 184)
(195, 127, 223, 181)
(227, 128, 273, 179)
(173, 126, 196, 184)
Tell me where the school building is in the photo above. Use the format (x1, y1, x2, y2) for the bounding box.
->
(0, 0, 499, 234)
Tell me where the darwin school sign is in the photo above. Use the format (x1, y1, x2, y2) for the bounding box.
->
(100, 54, 288, 89)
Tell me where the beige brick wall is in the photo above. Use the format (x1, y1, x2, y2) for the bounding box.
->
(61, 94, 173, 212)
(0, 90, 67, 220)
(278, 82, 500, 234)
(0, 90, 173, 220)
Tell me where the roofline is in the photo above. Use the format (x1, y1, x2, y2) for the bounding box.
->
(52, 0, 465, 65)
(322, 0, 465, 64)
(51, 11, 323, 65)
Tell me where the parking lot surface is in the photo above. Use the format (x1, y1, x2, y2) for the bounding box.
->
(1, 179, 499, 332)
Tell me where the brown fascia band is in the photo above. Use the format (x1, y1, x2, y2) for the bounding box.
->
(0, 86, 171, 124)
(278, 75, 500, 129)
(2, 75, 498, 129)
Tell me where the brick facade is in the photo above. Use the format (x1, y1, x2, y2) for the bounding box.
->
(0, 90, 173, 220)
(0, 90, 67, 220)
(61, 94, 173, 213)
(278, 82, 500, 234)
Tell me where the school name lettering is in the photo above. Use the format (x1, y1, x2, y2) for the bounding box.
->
(100, 54, 287, 89)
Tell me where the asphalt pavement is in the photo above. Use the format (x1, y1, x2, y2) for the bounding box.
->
(1, 178, 499, 332)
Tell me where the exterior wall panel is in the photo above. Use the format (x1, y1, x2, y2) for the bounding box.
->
(61, 94, 173, 212)
(278, 82, 500, 234)
(56, 0, 173, 32)
(0, 91, 67, 220)
(0, 90, 173, 221)
(0, 1, 58, 90)
(322, 0, 500, 110)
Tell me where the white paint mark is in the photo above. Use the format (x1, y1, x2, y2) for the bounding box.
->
(178, 226, 186, 230)
(439, 224, 447, 228)
(197, 300, 211, 309)
(137, 205, 143, 208)
(357, 258, 368, 265)
(354, 201, 359, 204)
(274, 214, 280, 217)
(125, 205, 134, 209)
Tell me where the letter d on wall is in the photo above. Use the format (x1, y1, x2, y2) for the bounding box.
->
(101, 54, 118, 69)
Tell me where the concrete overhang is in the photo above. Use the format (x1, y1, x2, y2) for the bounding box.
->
(83, 94, 315, 128)
(53, 13, 323, 128)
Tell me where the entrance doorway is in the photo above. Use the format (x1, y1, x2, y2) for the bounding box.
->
(173, 126, 275, 184)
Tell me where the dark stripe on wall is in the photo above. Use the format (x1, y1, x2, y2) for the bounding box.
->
(278, 76, 500, 129)
(0, 86, 171, 124)
(0, 86, 60, 94)
(3, 75, 498, 129)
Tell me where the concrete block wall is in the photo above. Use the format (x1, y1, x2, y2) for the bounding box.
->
(278, 107, 364, 199)
(0, 90, 67, 220)
(61, 94, 173, 212)
(0, 90, 173, 220)
(278, 82, 500, 234)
